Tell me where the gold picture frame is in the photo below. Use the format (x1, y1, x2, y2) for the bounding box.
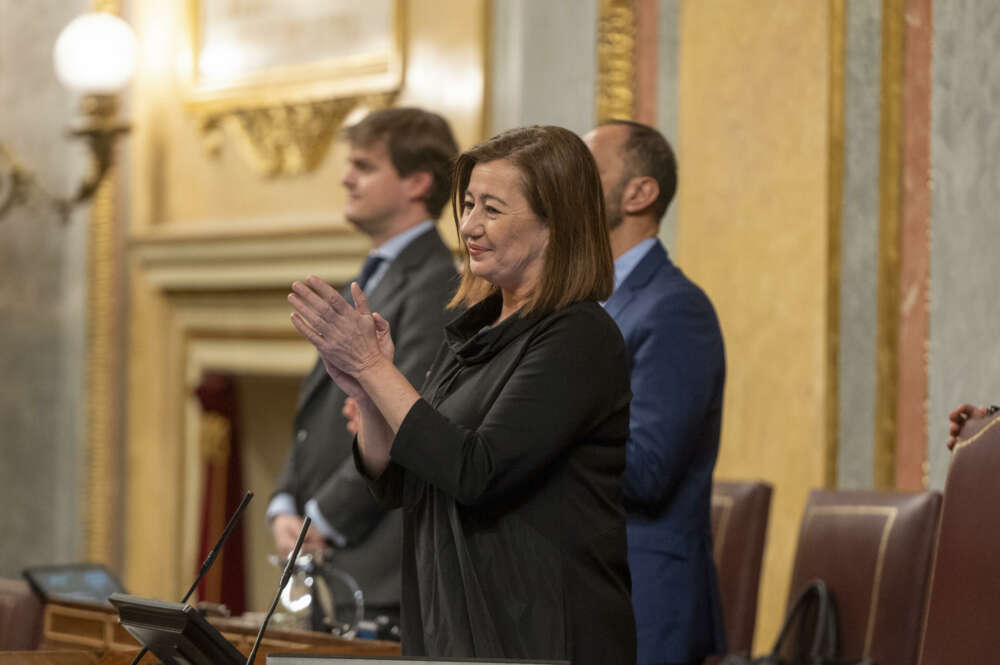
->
(181, 0, 404, 113)
(179, 0, 405, 176)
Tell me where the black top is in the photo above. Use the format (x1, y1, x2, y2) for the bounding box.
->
(360, 293, 636, 665)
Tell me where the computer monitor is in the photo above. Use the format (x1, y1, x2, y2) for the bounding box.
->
(110, 593, 246, 665)
(23, 563, 127, 606)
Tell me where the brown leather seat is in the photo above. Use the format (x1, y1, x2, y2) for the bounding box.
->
(0, 577, 44, 649)
(918, 414, 1000, 665)
(710, 480, 773, 658)
(784, 489, 941, 665)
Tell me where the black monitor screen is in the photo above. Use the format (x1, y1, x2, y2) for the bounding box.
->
(23, 563, 127, 605)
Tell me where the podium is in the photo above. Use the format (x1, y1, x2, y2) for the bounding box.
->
(36, 599, 399, 662)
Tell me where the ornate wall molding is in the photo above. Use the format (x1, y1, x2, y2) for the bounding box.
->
(179, 1, 405, 177)
(130, 225, 372, 291)
(597, 0, 636, 121)
(198, 93, 396, 177)
(127, 273, 322, 597)
(125, 220, 371, 595)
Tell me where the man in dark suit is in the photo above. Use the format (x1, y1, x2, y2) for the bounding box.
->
(269, 108, 459, 625)
(584, 121, 727, 665)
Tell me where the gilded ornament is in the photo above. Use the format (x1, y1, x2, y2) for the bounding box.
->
(84, 0, 123, 570)
(597, 0, 636, 121)
(199, 94, 393, 177)
(199, 412, 232, 465)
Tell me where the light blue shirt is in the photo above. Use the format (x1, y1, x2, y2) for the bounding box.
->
(267, 220, 436, 545)
(610, 237, 658, 295)
(362, 220, 435, 293)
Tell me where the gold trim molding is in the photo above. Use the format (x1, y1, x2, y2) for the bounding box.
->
(875, 0, 905, 489)
(597, 0, 636, 122)
(84, 1, 123, 569)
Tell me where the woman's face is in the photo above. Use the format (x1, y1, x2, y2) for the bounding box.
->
(459, 159, 550, 296)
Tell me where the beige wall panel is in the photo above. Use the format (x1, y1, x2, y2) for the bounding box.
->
(124, 263, 185, 598)
(678, 1, 834, 649)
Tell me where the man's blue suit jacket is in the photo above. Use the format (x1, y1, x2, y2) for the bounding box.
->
(605, 241, 727, 665)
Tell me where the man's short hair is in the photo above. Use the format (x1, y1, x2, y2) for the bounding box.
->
(344, 107, 459, 218)
(603, 119, 678, 221)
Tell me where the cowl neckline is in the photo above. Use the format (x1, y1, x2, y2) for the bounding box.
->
(444, 292, 541, 365)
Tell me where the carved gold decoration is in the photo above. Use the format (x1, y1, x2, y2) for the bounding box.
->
(597, 0, 636, 121)
(84, 0, 123, 568)
(875, 0, 905, 489)
(199, 412, 232, 465)
(181, 0, 404, 177)
(85, 170, 119, 567)
(199, 93, 394, 177)
(825, 0, 846, 487)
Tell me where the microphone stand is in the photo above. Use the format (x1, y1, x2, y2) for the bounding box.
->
(128, 491, 254, 665)
(246, 516, 312, 665)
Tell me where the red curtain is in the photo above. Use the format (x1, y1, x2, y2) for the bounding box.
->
(194, 373, 247, 615)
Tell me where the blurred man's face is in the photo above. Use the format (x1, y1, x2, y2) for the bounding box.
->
(583, 125, 631, 231)
(340, 138, 408, 237)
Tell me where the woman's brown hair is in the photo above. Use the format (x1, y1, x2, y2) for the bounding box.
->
(448, 125, 614, 313)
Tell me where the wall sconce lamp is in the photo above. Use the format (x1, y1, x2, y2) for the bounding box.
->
(0, 12, 137, 222)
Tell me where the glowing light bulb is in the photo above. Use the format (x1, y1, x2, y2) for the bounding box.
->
(53, 12, 138, 94)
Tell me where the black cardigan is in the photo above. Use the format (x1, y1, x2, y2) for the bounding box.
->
(360, 293, 637, 665)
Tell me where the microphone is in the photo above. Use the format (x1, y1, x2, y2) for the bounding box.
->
(128, 490, 254, 665)
(246, 516, 312, 665)
(182, 491, 255, 604)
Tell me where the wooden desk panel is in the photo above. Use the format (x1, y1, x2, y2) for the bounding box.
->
(39, 601, 400, 658)
(0, 651, 96, 665)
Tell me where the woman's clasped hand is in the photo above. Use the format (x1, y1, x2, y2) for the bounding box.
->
(288, 277, 394, 399)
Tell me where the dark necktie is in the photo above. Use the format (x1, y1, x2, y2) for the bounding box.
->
(357, 254, 385, 291)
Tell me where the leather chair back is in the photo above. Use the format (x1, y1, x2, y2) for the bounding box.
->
(785, 489, 941, 665)
(0, 577, 44, 649)
(710, 480, 773, 657)
(918, 413, 1000, 665)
